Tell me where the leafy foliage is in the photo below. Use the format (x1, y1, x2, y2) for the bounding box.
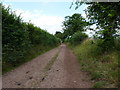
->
(55, 31, 63, 42)
(71, 39, 119, 88)
(2, 5, 30, 65)
(61, 13, 89, 43)
(2, 4, 60, 68)
(62, 13, 88, 39)
(27, 23, 60, 46)
(73, 1, 120, 51)
(68, 31, 88, 45)
(68, 1, 120, 88)
(86, 2, 120, 51)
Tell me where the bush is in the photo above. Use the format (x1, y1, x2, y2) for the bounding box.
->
(70, 39, 119, 88)
(92, 81, 106, 88)
(69, 31, 88, 45)
(2, 4, 60, 70)
(2, 5, 30, 65)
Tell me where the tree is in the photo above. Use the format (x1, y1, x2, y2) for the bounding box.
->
(73, 1, 120, 51)
(62, 13, 88, 38)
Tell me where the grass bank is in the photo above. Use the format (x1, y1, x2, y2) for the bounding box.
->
(2, 45, 58, 74)
(69, 39, 119, 88)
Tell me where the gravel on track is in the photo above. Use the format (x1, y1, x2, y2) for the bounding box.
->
(2, 44, 93, 88)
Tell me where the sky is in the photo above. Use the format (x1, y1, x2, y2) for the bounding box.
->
(3, 0, 93, 36)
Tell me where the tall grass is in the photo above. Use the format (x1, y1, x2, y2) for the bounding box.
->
(70, 39, 119, 88)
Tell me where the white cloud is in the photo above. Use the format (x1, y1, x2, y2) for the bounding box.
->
(33, 16, 63, 26)
(14, 9, 43, 21)
(3, 2, 13, 8)
(14, 9, 64, 34)
(3, 3, 90, 35)
(32, 16, 64, 34)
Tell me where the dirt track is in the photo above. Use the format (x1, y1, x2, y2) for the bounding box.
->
(2, 44, 93, 88)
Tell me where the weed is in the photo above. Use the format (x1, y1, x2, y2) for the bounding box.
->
(92, 81, 106, 88)
(69, 39, 119, 88)
(91, 71, 102, 80)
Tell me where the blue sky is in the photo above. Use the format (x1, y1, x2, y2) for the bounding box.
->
(3, 1, 88, 34)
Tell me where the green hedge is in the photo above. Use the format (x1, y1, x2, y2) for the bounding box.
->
(2, 4, 60, 68)
(68, 31, 88, 45)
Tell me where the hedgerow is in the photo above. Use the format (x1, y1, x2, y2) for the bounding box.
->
(68, 31, 88, 45)
(2, 4, 60, 70)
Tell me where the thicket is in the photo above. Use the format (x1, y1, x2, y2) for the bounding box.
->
(2, 4, 60, 73)
(67, 31, 88, 45)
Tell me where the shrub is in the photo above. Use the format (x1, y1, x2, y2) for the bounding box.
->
(69, 31, 88, 45)
(92, 81, 106, 88)
(70, 39, 119, 88)
(2, 5, 30, 65)
(2, 4, 60, 69)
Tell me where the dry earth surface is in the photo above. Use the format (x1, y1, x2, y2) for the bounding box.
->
(2, 44, 93, 88)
